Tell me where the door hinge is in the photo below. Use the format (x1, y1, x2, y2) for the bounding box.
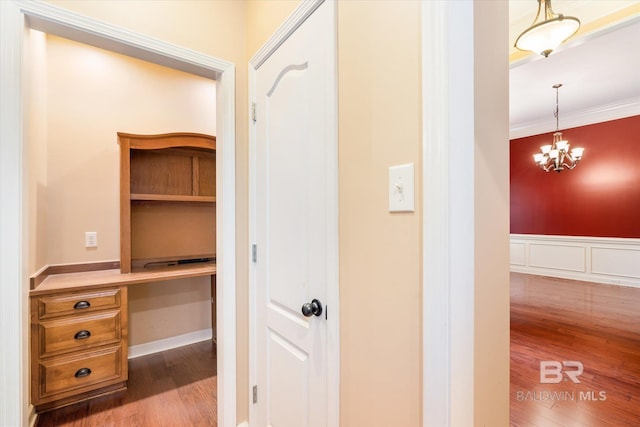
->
(251, 102, 257, 123)
(253, 385, 258, 404)
(252, 244, 257, 263)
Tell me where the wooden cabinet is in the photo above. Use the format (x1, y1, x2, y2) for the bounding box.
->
(118, 132, 217, 273)
(29, 132, 217, 412)
(30, 287, 128, 412)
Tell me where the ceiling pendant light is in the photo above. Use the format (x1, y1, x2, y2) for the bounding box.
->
(533, 84, 584, 172)
(514, 0, 581, 57)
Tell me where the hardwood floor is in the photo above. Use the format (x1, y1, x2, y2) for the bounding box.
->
(36, 340, 217, 427)
(511, 273, 640, 426)
(34, 274, 640, 426)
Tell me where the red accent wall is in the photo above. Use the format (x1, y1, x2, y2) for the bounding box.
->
(510, 115, 640, 238)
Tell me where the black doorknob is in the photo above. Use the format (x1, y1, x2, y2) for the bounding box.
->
(301, 299, 323, 317)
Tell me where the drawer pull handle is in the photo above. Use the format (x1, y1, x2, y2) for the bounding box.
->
(74, 330, 91, 340)
(74, 367, 92, 378)
(73, 301, 91, 310)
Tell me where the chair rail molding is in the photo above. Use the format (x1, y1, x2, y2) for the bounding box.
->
(510, 234, 640, 288)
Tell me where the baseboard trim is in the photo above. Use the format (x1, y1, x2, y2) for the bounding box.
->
(511, 265, 640, 288)
(128, 328, 213, 359)
(28, 405, 37, 427)
(510, 234, 640, 288)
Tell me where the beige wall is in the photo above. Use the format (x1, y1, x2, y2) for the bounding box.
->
(338, 2, 422, 426)
(24, 27, 49, 425)
(27, 29, 49, 273)
(35, 34, 216, 345)
(43, 35, 216, 265)
(47, 0, 247, 63)
(473, 2, 510, 425)
(247, 0, 300, 57)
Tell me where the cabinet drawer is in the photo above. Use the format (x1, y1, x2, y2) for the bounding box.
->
(39, 311, 121, 358)
(37, 288, 121, 319)
(38, 345, 124, 399)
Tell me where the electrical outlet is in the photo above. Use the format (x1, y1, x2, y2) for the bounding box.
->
(85, 231, 98, 248)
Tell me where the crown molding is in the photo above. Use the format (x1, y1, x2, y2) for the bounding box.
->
(510, 96, 640, 139)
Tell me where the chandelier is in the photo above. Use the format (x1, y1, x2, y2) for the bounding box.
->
(533, 84, 584, 172)
(514, 0, 581, 57)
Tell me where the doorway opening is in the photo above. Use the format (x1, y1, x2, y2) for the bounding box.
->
(1, 2, 236, 425)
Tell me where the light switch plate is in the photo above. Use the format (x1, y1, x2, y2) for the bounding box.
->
(389, 163, 415, 212)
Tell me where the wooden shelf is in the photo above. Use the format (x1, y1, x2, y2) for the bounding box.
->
(130, 193, 216, 203)
(119, 132, 216, 274)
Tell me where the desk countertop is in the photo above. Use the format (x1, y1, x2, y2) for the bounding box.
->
(31, 262, 216, 296)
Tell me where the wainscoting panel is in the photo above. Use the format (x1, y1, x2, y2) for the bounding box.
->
(510, 242, 526, 266)
(591, 247, 640, 279)
(529, 243, 585, 272)
(510, 234, 640, 288)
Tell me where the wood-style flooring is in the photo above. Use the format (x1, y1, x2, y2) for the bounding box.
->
(36, 340, 217, 427)
(511, 272, 640, 426)
(35, 273, 640, 426)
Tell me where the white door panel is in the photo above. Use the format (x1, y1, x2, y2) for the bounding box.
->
(252, 2, 334, 426)
(266, 64, 310, 314)
(268, 331, 309, 427)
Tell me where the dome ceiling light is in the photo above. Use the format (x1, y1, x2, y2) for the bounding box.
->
(514, 0, 581, 57)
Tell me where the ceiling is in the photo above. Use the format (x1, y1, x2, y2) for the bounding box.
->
(509, 0, 640, 138)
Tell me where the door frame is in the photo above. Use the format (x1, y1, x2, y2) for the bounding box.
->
(421, 2, 474, 424)
(422, 1, 510, 425)
(247, 1, 340, 425)
(0, 2, 236, 426)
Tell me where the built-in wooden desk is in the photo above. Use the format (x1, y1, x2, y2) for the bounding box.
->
(30, 132, 219, 412)
(29, 261, 216, 412)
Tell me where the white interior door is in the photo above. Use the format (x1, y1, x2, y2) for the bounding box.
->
(251, 2, 336, 426)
